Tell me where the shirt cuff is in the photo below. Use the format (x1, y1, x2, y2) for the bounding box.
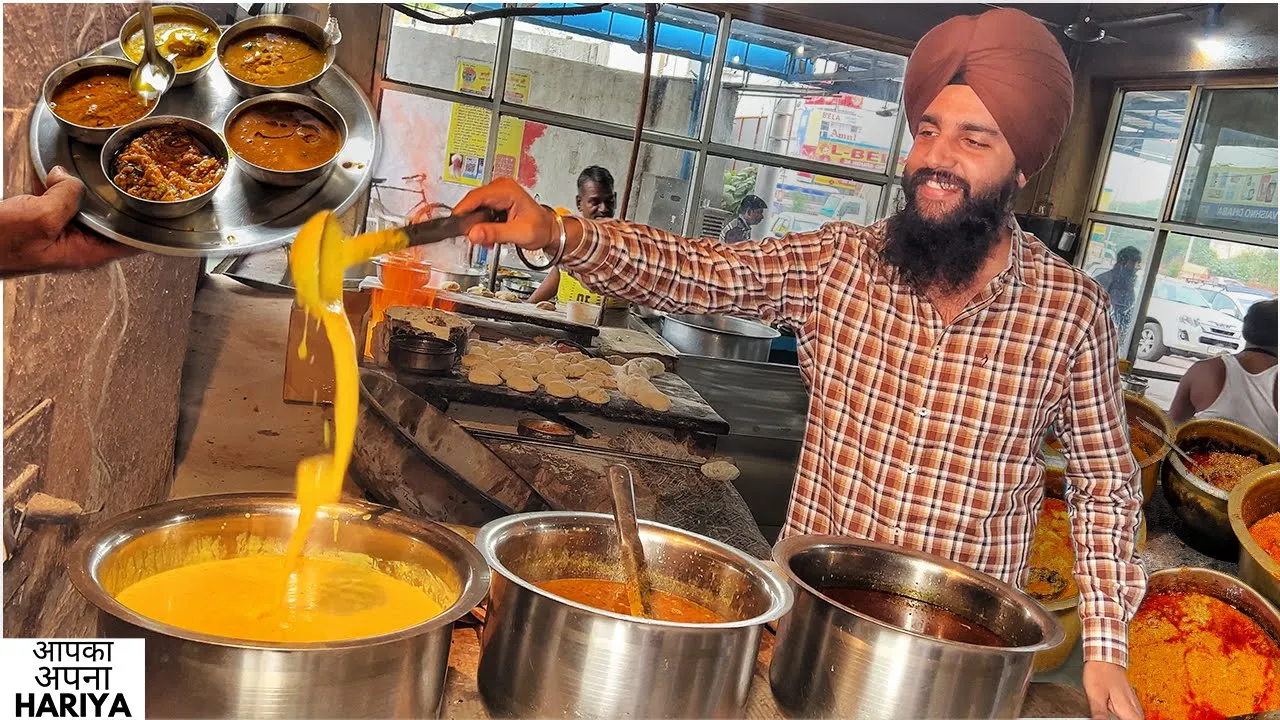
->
(1082, 614, 1129, 667)
(562, 217, 610, 273)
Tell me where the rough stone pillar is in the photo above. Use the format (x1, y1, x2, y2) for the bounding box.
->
(3, 3, 200, 637)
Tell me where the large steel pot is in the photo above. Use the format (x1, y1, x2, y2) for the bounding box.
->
(1140, 566, 1280, 647)
(1229, 463, 1280, 608)
(661, 314, 780, 362)
(769, 535, 1063, 720)
(1162, 418, 1280, 557)
(1124, 390, 1173, 505)
(67, 492, 489, 719)
(474, 511, 792, 719)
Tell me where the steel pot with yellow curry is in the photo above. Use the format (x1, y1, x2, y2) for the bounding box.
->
(68, 492, 489, 719)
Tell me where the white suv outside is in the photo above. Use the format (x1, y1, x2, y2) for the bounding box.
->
(1138, 277, 1244, 362)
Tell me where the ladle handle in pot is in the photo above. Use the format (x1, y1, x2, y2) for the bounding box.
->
(608, 464, 653, 619)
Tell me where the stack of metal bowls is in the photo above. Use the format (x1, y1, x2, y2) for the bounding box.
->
(68, 493, 489, 719)
(1163, 418, 1280, 556)
(474, 512, 792, 719)
(770, 535, 1063, 720)
(1229, 463, 1280, 607)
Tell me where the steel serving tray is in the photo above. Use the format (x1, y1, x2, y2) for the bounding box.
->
(29, 35, 378, 257)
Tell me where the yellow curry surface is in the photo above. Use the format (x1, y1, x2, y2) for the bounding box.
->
(115, 555, 443, 643)
(114, 216, 422, 643)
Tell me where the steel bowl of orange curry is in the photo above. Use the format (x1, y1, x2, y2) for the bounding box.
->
(216, 14, 336, 98)
(67, 492, 490, 718)
(223, 93, 346, 187)
(42, 56, 161, 145)
(474, 511, 793, 718)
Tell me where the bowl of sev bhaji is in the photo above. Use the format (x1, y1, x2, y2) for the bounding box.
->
(1230, 463, 1280, 610)
(119, 5, 221, 87)
(1163, 418, 1280, 556)
(42, 56, 160, 144)
(1128, 567, 1280, 720)
(216, 14, 336, 98)
(100, 116, 228, 219)
(1026, 497, 1147, 672)
(223, 93, 346, 187)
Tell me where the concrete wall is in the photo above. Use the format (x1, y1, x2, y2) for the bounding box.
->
(3, 3, 201, 636)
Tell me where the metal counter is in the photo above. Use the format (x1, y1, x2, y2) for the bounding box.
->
(675, 355, 809, 541)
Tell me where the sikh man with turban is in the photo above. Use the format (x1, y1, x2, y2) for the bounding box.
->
(457, 8, 1144, 718)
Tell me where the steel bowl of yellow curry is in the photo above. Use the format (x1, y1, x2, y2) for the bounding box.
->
(67, 492, 489, 719)
(119, 5, 221, 87)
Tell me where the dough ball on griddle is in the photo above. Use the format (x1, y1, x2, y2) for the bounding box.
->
(544, 380, 577, 399)
(468, 368, 502, 386)
(439, 281, 461, 292)
(576, 383, 609, 405)
(505, 374, 539, 393)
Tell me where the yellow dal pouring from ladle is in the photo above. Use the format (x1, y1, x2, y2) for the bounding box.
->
(115, 216, 430, 643)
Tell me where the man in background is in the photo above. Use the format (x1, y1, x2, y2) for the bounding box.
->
(1093, 246, 1142, 344)
(1171, 298, 1277, 440)
(719, 194, 767, 244)
(527, 166, 616, 304)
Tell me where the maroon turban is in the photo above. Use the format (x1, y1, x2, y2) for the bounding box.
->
(904, 8, 1073, 178)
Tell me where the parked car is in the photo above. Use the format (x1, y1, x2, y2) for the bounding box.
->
(1197, 284, 1275, 322)
(1138, 277, 1244, 362)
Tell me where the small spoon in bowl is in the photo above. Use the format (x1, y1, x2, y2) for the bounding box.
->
(129, 0, 175, 103)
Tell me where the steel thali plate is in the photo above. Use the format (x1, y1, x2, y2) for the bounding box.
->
(29, 37, 379, 257)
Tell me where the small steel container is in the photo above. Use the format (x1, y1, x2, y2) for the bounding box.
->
(769, 535, 1063, 720)
(67, 492, 490, 718)
(475, 511, 793, 719)
(100, 115, 228, 219)
(42, 56, 162, 145)
(1229, 463, 1280, 608)
(118, 5, 221, 87)
(222, 93, 347, 187)
(389, 334, 457, 375)
(1162, 418, 1280, 557)
(432, 266, 486, 291)
(217, 14, 337, 98)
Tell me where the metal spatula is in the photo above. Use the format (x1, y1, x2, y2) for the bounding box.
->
(1135, 417, 1210, 480)
(608, 464, 653, 619)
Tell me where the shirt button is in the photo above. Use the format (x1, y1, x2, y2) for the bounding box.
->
(917, 407, 929, 418)
(906, 465, 917, 474)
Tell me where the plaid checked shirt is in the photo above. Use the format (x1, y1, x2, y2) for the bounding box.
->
(564, 216, 1146, 667)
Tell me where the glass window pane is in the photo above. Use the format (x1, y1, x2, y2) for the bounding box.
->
(712, 20, 907, 174)
(1081, 222, 1156, 354)
(1136, 233, 1277, 384)
(895, 124, 913, 177)
(385, 5, 502, 92)
(696, 157, 881, 241)
(366, 89, 490, 270)
(507, 5, 718, 137)
(487, 121, 693, 268)
(1095, 90, 1190, 217)
(1172, 87, 1278, 235)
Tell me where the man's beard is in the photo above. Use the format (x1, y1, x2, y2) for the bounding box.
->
(882, 168, 1019, 295)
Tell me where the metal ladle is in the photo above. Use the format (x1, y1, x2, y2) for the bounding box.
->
(1135, 417, 1211, 481)
(129, 0, 175, 103)
(607, 464, 653, 619)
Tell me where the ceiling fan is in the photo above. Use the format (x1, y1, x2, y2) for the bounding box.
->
(984, 4, 1214, 45)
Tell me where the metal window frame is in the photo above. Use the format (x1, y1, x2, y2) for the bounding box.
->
(371, 4, 913, 241)
(1078, 78, 1279, 367)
